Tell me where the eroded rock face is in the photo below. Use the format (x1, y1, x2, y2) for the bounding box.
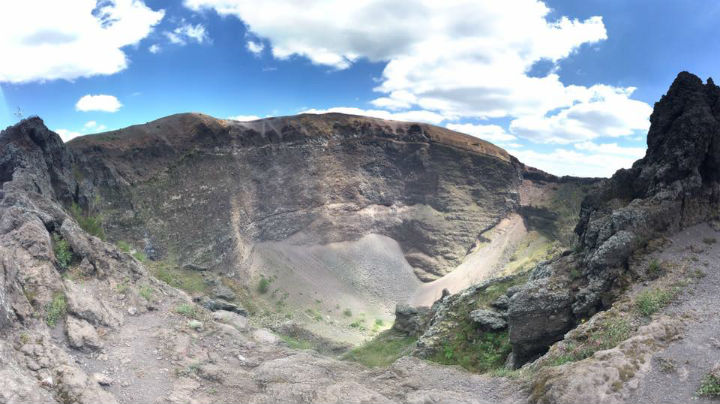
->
(507, 72, 720, 366)
(68, 113, 522, 280)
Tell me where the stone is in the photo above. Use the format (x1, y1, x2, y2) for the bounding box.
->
(92, 373, 113, 386)
(469, 309, 507, 331)
(212, 285, 236, 301)
(194, 296, 248, 315)
(490, 295, 510, 311)
(66, 316, 103, 351)
(212, 310, 249, 331)
(391, 304, 430, 337)
(252, 329, 279, 345)
(65, 280, 121, 327)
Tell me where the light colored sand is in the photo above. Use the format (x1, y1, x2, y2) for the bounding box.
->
(408, 213, 527, 307)
(247, 233, 422, 343)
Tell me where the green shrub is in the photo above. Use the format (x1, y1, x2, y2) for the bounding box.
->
(344, 331, 417, 367)
(149, 260, 207, 294)
(132, 250, 147, 262)
(430, 331, 512, 373)
(116, 241, 131, 252)
(139, 285, 154, 300)
(175, 303, 199, 319)
(647, 259, 663, 277)
(69, 202, 105, 240)
(547, 317, 631, 366)
(45, 292, 67, 326)
(116, 282, 130, 294)
(52, 234, 72, 270)
(257, 276, 270, 294)
(698, 373, 720, 397)
(635, 288, 676, 317)
(343, 308, 353, 317)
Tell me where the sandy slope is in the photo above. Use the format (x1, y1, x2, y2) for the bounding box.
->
(409, 214, 527, 307)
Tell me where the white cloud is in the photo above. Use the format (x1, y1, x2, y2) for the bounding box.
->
(185, 0, 651, 148)
(573, 141, 646, 158)
(246, 40, 264, 55)
(54, 129, 83, 142)
(149, 44, 161, 54)
(509, 85, 652, 143)
(75, 94, 123, 112)
(445, 123, 516, 143)
(83, 120, 107, 131)
(508, 142, 646, 177)
(301, 107, 445, 125)
(164, 22, 208, 45)
(0, 0, 164, 83)
(227, 115, 261, 121)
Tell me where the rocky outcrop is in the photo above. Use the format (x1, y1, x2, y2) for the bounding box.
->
(506, 72, 720, 366)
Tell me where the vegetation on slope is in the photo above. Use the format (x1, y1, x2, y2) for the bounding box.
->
(344, 330, 418, 367)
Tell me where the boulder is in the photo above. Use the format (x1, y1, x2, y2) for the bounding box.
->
(391, 304, 430, 337)
(212, 310, 249, 331)
(212, 285, 236, 301)
(66, 316, 103, 351)
(469, 309, 507, 331)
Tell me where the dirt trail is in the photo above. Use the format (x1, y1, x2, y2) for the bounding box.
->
(408, 214, 527, 307)
(62, 277, 525, 404)
(626, 223, 720, 404)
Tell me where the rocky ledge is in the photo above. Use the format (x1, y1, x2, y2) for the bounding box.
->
(506, 72, 720, 366)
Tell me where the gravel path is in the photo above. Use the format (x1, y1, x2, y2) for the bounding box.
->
(628, 223, 720, 404)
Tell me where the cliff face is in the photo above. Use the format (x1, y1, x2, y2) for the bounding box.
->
(68, 113, 523, 282)
(507, 72, 720, 366)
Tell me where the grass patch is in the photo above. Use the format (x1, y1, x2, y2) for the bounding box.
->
(257, 276, 271, 294)
(279, 335, 314, 350)
(148, 260, 208, 295)
(635, 288, 677, 317)
(547, 316, 632, 366)
(343, 308, 353, 317)
(69, 202, 105, 240)
(132, 250, 147, 262)
(344, 331, 417, 367)
(175, 303, 200, 319)
(116, 282, 130, 295)
(647, 259, 663, 278)
(52, 234, 72, 270)
(116, 240, 131, 253)
(139, 285, 154, 300)
(45, 292, 67, 327)
(698, 372, 720, 397)
(430, 330, 512, 373)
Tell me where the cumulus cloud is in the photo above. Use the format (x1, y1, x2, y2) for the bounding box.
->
(0, 0, 164, 83)
(508, 142, 646, 177)
(227, 115, 261, 121)
(445, 123, 517, 143)
(509, 85, 653, 143)
(83, 120, 107, 131)
(55, 129, 83, 142)
(149, 44, 161, 54)
(246, 40, 264, 55)
(301, 107, 445, 125)
(165, 22, 209, 45)
(76, 94, 123, 112)
(185, 0, 651, 145)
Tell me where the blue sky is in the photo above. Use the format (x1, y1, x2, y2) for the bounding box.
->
(1, 0, 719, 177)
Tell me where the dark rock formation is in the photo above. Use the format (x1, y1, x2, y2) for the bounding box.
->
(506, 72, 720, 366)
(391, 304, 431, 336)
